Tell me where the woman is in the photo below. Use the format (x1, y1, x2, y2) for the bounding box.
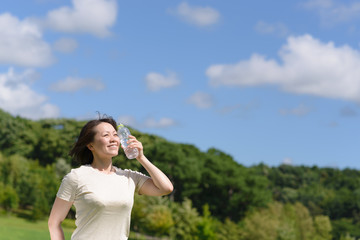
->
(48, 116, 173, 240)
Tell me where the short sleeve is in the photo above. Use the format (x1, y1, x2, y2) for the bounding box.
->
(127, 169, 150, 193)
(56, 170, 78, 202)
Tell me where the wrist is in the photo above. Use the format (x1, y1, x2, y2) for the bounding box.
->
(136, 153, 147, 162)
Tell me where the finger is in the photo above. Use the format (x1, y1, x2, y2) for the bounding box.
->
(127, 139, 138, 145)
(131, 141, 142, 148)
(130, 141, 138, 146)
(128, 137, 141, 144)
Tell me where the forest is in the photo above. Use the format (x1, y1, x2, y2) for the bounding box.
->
(0, 108, 359, 240)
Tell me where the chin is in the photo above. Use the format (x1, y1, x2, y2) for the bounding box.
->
(110, 152, 119, 157)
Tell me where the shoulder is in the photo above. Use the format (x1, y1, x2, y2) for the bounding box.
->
(71, 165, 93, 174)
(63, 165, 92, 180)
(115, 167, 147, 177)
(114, 167, 149, 181)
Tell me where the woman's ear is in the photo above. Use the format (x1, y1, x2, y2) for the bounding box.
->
(87, 143, 94, 151)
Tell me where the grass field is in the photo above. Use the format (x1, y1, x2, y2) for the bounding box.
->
(0, 214, 163, 240)
(0, 214, 74, 240)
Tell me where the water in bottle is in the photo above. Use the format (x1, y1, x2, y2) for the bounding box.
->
(117, 123, 139, 159)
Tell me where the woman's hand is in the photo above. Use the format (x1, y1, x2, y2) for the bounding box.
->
(127, 135, 144, 159)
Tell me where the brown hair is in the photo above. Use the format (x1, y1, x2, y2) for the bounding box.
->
(69, 115, 118, 165)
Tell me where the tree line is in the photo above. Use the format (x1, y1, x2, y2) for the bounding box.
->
(0, 109, 359, 239)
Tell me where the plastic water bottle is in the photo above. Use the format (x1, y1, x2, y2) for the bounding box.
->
(117, 123, 139, 159)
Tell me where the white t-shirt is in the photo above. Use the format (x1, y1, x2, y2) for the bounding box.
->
(56, 165, 150, 240)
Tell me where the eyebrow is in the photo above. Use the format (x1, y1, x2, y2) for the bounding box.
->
(102, 130, 117, 134)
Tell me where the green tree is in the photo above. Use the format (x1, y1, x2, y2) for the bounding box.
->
(196, 204, 217, 240)
(144, 205, 174, 236)
(215, 218, 243, 240)
(332, 219, 360, 240)
(313, 215, 332, 240)
(196, 148, 272, 221)
(0, 184, 19, 213)
(240, 202, 332, 240)
(54, 158, 71, 178)
(0, 109, 39, 157)
(170, 199, 201, 240)
(0, 154, 29, 187)
(28, 163, 59, 220)
(144, 139, 204, 202)
(339, 233, 356, 240)
(132, 195, 174, 237)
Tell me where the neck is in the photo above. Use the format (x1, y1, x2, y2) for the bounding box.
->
(91, 158, 113, 174)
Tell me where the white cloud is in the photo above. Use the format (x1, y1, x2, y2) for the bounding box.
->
(145, 72, 180, 91)
(0, 13, 54, 67)
(44, 0, 117, 37)
(171, 2, 220, 27)
(303, 0, 360, 25)
(143, 117, 177, 128)
(206, 34, 360, 102)
(53, 38, 78, 53)
(282, 158, 293, 165)
(0, 68, 59, 119)
(187, 91, 214, 109)
(117, 115, 177, 129)
(255, 21, 289, 37)
(279, 104, 312, 116)
(50, 77, 105, 92)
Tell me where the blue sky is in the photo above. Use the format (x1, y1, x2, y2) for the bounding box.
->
(0, 0, 359, 169)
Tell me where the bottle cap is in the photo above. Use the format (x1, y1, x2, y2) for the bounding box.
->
(117, 123, 124, 130)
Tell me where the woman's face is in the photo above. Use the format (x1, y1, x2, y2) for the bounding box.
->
(87, 122, 120, 159)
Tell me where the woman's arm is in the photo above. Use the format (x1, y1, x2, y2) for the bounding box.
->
(128, 135, 173, 196)
(48, 197, 73, 240)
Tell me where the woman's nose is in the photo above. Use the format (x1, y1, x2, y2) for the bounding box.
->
(110, 135, 119, 142)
